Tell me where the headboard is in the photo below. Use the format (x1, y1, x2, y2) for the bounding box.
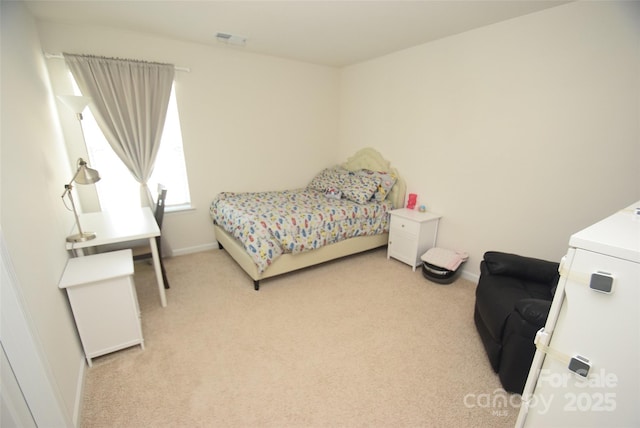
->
(342, 147, 406, 209)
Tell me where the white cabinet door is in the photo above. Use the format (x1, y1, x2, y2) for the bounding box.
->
(388, 220, 419, 267)
(67, 276, 143, 364)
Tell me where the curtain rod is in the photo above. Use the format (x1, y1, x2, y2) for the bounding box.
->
(43, 52, 191, 72)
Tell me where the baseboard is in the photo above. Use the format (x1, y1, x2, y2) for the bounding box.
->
(169, 242, 218, 257)
(73, 357, 86, 427)
(461, 269, 479, 284)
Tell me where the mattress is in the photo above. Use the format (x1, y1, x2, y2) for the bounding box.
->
(210, 188, 393, 273)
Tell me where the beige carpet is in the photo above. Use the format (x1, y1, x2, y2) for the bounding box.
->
(80, 247, 520, 427)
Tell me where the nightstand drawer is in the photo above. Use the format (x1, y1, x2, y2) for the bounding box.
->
(390, 217, 421, 236)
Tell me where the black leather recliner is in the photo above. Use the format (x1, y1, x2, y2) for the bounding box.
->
(474, 251, 560, 393)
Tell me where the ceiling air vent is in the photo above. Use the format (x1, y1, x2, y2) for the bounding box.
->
(215, 32, 247, 47)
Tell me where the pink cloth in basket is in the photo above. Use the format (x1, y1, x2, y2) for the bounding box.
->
(421, 248, 468, 271)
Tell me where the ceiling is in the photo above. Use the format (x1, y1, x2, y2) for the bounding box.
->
(25, 0, 569, 67)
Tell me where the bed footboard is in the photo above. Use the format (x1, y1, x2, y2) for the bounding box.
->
(213, 224, 388, 290)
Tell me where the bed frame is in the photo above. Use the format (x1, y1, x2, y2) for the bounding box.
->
(214, 148, 406, 290)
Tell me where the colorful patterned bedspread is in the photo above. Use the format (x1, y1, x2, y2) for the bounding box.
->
(210, 189, 393, 273)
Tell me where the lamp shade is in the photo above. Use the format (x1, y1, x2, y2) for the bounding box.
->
(74, 158, 101, 185)
(57, 95, 91, 115)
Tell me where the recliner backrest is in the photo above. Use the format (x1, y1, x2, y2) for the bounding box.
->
(483, 251, 560, 285)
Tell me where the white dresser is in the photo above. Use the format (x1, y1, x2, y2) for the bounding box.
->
(387, 208, 442, 271)
(59, 249, 144, 367)
(517, 201, 640, 427)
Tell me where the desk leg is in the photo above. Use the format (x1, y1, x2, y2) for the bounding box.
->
(149, 238, 167, 307)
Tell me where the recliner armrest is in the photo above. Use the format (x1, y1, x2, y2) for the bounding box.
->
(483, 251, 560, 285)
(515, 298, 552, 327)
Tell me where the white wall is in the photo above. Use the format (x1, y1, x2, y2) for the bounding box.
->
(36, 22, 341, 255)
(339, 1, 640, 278)
(0, 2, 86, 424)
(31, 1, 640, 277)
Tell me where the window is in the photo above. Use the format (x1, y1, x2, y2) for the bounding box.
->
(73, 81, 191, 210)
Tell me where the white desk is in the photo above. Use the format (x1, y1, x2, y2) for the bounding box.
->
(65, 207, 167, 307)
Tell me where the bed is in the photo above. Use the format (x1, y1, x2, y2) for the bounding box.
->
(210, 148, 406, 290)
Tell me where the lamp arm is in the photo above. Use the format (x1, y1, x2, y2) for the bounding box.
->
(64, 186, 85, 237)
(61, 159, 85, 197)
(61, 156, 94, 197)
(61, 183, 73, 199)
(61, 160, 86, 235)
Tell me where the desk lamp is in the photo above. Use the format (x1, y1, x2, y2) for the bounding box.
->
(62, 158, 101, 243)
(57, 95, 101, 242)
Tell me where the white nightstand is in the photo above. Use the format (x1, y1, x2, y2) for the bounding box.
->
(387, 208, 442, 271)
(59, 249, 144, 367)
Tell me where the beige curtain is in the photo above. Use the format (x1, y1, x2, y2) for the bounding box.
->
(64, 53, 175, 207)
